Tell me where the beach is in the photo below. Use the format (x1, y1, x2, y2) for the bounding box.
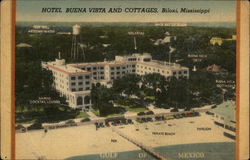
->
(16, 113, 234, 159)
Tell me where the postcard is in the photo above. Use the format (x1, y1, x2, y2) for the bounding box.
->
(0, 0, 249, 160)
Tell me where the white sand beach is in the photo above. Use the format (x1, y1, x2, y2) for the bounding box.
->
(16, 113, 234, 159)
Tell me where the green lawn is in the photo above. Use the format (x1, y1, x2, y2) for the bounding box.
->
(93, 110, 100, 116)
(75, 112, 89, 119)
(92, 110, 123, 117)
(106, 113, 123, 117)
(119, 104, 149, 113)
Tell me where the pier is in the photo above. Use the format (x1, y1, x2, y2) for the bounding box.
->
(112, 127, 172, 160)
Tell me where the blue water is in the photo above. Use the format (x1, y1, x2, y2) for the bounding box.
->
(65, 142, 235, 160)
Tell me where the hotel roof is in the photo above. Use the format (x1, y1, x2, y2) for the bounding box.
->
(68, 61, 137, 67)
(68, 60, 188, 71)
(138, 61, 189, 71)
(47, 64, 91, 75)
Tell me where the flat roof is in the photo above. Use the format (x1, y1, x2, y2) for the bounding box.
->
(137, 61, 189, 71)
(68, 61, 137, 67)
(47, 64, 91, 75)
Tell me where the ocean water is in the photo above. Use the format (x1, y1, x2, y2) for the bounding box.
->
(65, 142, 235, 160)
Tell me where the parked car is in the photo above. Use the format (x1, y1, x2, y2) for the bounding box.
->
(146, 111, 154, 115)
(146, 117, 153, 122)
(185, 112, 193, 117)
(127, 119, 133, 124)
(27, 122, 43, 130)
(81, 117, 90, 122)
(141, 118, 147, 122)
(115, 120, 121, 125)
(136, 118, 143, 123)
(166, 115, 174, 120)
(121, 119, 128, 124)
(155, 116, 165, 121)
(16, 124, 26, 133)
(98, 122, 105, 128)
(181, 113, 187, 117)
(105, 121, 110, 127)
(192, 111, 200, 116)
(137, 112, 145, 116)
(206, 111, 214, 115)
(65, 120, 77, 126)
(170, 108, 179, 112)
(211, 105, 217, 109)
(174, 114, 181, 119)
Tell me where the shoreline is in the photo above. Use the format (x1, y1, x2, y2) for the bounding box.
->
(16, 113, 235, 159)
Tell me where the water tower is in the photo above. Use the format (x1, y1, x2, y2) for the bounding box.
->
(71, 24, 81, 60)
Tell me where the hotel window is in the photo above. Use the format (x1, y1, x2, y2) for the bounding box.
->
(122, 71, 125, 74)
(173, 72, 176, 75)
(122, 66, 126, 69)
(100, 72, 104, 74)
(100, 76, 104, 79)
(82, 67, 85, 70)
(93, 67, 97, 70)
(71, 82, 76, 86)
(132, 65, 135, 67)
(184, 71, 187, 74)
(79, 88, 83, 91)
(162, 71, 164, 73)
(71, 76, 76, 80)
(87, 67, 91, 71)
(100, 66, 104, 70)
(85, 75, 90, 79)
(132, 69, 135, 72)
(93, 72, 97, 75)
(93, 77, 97, 79)
(117, 72, 120, 74)
(86, 87, 90, 90)
(111, 72, 114, 75)
(71, 88, 76, 92)
(78, 82, 83, 85)
(116, 67, 120, 69)
(85, 81, 90, 85)
(78, 76, 83, 79)
(111, 67, 114, 70)
(111, 77, 114, 80)
(178, 71, 182, 74)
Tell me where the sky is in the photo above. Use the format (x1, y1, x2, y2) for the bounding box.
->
(16, 0, 236, 23)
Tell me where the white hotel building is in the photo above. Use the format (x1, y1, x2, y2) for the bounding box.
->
(42, 53, 189, 111)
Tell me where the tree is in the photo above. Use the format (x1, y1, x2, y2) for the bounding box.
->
(112, 74, 141, 97)
(91, 84, 116, 116)
(142, 73, 167, 95)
